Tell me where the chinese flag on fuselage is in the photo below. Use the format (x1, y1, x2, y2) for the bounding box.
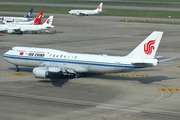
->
(19, 52, 24, 56)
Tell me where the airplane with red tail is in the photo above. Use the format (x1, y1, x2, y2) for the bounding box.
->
(3, 11, 43, 25)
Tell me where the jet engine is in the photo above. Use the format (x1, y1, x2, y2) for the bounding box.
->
(76, 12, 80, 16)
(33, 67, 68, 78)
(33, 66, 80, 78)
(33, 67, 49, 78)
(7, 29, 14, 33)
(76, 12, 87, 16)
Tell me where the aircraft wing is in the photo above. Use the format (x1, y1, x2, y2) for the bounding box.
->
(77, 11, 88, 16)
(6, 25, 21, 33)
(33, 64, 88, 78)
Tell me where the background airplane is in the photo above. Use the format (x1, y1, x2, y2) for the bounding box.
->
(3, 31, 170, 79)
(3, 11, 43, 25)
(0, 16, 54, 33)
(0, 8, 33, 22)
(69, 3, 103, 16)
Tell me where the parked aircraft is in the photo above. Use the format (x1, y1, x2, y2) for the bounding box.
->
(0, 16, 54, 33)
(3, 11, 43, 25)
(3, 31, 169, 78)
(0, 8, 33, 22)
(69, 3, 103, 16)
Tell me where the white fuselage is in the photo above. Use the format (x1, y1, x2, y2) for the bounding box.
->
(0, 17, 29, 22)
(0, 24, 53, 32)
(2, 47, 145, 73)
(19, 25, 49, 31)
(5, 21, 34, 25)
(69, 9, 100, 15)
(0, 24, 8, 31)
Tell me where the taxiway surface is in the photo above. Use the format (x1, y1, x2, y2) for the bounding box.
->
(0, 15, 180, 120)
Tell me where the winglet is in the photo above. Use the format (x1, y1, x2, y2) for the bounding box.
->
(24, 8, 33, 18)
(126, 31, 164, 59)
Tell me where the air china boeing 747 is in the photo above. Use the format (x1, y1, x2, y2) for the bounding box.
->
(3, 31, 165, 78)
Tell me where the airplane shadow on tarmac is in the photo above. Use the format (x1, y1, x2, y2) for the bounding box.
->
(88, 68, 175, 84)
(90, 74, 175, 84)
(8, 67, 175, 87)
(38, 78, 69, 87)
(9, 67, 33, 73)
(38, 73, 175, 88)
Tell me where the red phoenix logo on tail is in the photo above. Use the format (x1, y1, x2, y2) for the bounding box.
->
(97, 5, 101, 10)
(46, 19, 50, 24)
(144, 40, 155, 55)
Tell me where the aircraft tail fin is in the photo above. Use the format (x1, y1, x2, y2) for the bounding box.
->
(32, 11, 43, 25)
(42, 16, 54, 27)
(96, 2, 103, 12)
(24, 8, 33, 18)
(126, 31, 163, 59)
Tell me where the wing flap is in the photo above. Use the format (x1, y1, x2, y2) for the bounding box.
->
(79, 12, 88, 16)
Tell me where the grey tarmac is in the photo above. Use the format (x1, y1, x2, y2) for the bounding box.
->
(0, 14, 180, 120)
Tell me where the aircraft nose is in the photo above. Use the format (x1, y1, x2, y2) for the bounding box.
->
(68, 11, 71, 14)
(2, 53, 8, 61)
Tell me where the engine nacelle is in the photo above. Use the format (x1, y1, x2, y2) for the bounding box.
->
(33, 67, 49, 78)
(76, 12, 87, 16)
(7, 29, 14, 33)
(20, 27, 26, 32)
(76, 12, 80, 16)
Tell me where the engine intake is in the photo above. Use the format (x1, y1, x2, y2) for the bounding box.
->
(7, 29, 14, 33)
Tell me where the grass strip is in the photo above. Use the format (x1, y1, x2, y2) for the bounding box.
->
(1, 1, 180, 8)
(0, 5, 180, 18)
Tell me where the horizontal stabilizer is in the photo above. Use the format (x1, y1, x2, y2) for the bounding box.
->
(158, 57, 176, 62)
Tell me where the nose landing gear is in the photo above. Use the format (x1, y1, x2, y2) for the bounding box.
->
(15, 65, 20, 72)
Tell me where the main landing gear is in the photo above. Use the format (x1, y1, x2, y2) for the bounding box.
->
(61, 73, 86, 78)
(73, 73, 86, 78)
(15, 65, 20, 72)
